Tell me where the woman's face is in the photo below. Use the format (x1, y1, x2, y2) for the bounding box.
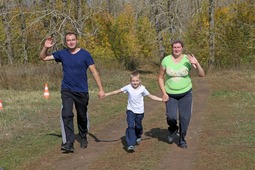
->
(172, 43, 183, 57)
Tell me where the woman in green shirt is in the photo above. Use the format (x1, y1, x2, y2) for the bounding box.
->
(158, 40, 205, 148)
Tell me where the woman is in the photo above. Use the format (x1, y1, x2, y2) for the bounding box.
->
(158, 40, 205, 148)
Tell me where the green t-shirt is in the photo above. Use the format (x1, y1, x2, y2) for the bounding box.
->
(161, 54, 192, 94)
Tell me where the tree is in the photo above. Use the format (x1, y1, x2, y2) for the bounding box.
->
(208, 0, 215, 71)
(1, 1, 14, 64)
(17, 0, 29, 64)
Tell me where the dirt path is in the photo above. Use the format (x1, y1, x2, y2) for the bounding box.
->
(157, 78, 210, 170)
(25, 78, 209, 170)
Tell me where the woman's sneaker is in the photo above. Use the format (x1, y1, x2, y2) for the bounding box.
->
(136, 138, 141, 145)
(167, 130, 178, 144)
(178, 143, 188, 149)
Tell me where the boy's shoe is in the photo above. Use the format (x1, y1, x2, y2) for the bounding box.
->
(136, 138, 141, 145)
(62, 141, 74, 153)
(167, 130, 178, 144)
(80, 137, 88, 148)
(127, 145, 135, 152)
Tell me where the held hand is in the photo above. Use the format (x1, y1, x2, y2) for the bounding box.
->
(44, 37, 55, 48)
(187, 54, 198, 69)
(162, 94, 169, 102)
(98, 90, 105, 99)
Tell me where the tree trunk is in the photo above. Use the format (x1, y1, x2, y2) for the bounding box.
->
(208, 0, 215, 71)
(167, 0, 174, 43)
(76, 0, 82, 37)
(152, 1, 165, 59)
(18, 0, 28, 64)
(61, 0, 68, 46)
(1, 1, 14, 65)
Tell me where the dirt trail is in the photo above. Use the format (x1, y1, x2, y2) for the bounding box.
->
(157, 78, 210, 170)
(25, 78, 209, 170)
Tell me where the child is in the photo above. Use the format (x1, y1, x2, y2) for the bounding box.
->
(105, 71, 164, 152)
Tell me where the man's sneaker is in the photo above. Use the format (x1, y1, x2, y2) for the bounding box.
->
(61, 143, 66, 150)
(136, 138, 141, 145)
(178, 143, 188, 149)
(80, 137, 88, 148)
(62, 141, 74, 153)
(167, 130, 178, 144)
(127, 145, 135, 152)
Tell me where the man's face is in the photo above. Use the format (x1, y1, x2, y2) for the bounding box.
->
(65, 34, 77, 50)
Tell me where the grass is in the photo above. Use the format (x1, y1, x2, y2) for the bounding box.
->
(0, 90, 61, 169)
(0, 64, 255, 169)
(0, 63, 133, 169)
(194, 70, 255, 170)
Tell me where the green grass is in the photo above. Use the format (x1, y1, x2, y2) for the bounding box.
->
(1, 65, 255, 169)
(0, 64, 145, 169)
(0, 90, 61, 169)
(195, 71, 255, 170)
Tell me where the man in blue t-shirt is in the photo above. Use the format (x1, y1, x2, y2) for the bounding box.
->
(39, 32, 105, 153)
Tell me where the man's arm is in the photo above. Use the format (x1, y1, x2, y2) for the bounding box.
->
(88, 64, 105, 99)
(39, 37, 55, 61)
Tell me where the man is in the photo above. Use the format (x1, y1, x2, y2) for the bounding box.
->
(39, 32, 105, 152)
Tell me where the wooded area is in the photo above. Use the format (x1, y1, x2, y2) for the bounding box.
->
(0, 0, 254, 70)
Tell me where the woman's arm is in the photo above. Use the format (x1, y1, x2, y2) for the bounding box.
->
(158, 66, 169, 102)
(187, 54, 205, 77)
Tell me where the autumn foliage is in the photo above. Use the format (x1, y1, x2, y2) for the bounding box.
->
(0, 0, 254, 70)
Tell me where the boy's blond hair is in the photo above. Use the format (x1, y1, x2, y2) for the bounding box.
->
(130, 70, 140, 80)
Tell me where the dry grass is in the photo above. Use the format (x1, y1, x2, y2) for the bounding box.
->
(194, 70, 255, 169)
(0, 65, 254, 169)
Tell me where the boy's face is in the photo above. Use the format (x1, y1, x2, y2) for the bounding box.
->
(130, 76, 141, 89)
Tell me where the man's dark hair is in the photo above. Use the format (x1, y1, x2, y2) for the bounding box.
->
(64, 31, 78, 41)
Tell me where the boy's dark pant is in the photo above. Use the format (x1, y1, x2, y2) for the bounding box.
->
(61, 90, 89, 144)
(125, 110, 144, 146)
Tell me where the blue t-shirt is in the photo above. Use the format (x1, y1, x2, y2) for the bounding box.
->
(53, 48, 94, 93)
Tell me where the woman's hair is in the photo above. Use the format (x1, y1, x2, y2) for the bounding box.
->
(171, 40, 184, 48)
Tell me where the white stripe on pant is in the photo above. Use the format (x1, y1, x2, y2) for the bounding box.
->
(60, 105, 90, 144)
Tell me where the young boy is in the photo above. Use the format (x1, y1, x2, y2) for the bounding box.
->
(105, 71, 164, 152)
